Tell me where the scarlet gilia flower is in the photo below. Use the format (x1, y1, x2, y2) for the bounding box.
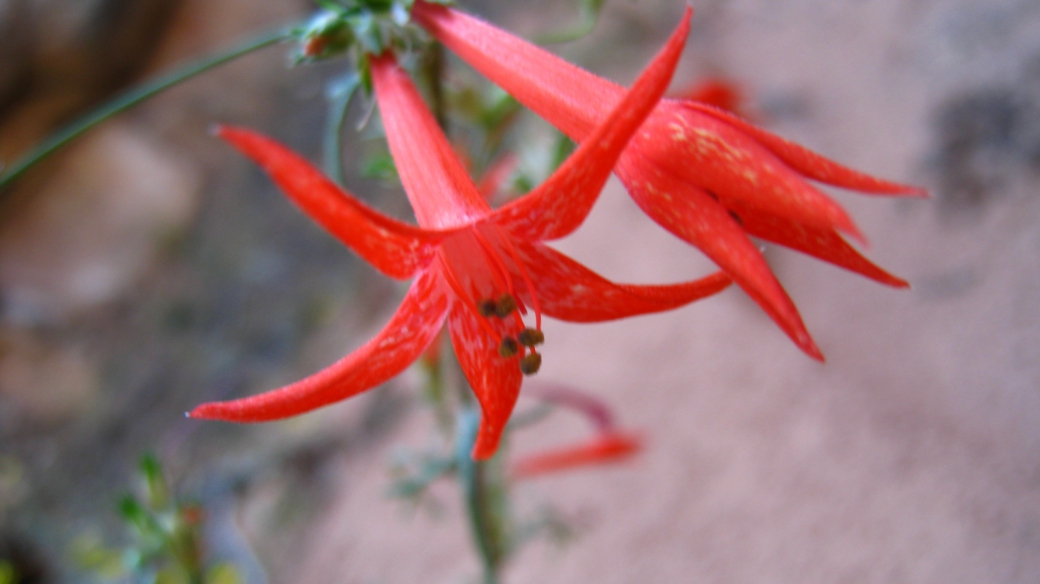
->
(412, 0, 927, 359)
(190, 13, 730, 459)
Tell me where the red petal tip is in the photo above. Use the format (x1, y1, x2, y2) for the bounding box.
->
(800, 334, 825, 362)
(839, 221, 868, 247)
(187, 403, 222, 420)
(471, 441, 497, 461)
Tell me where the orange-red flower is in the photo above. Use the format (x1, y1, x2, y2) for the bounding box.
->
(412, 0, 926, 359)
(190, 13, 730, 459)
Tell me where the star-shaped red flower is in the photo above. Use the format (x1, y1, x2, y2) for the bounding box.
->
(413, 0, 926, 359)
(190, 12, 729, 458)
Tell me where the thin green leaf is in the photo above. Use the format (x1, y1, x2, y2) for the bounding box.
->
(0, 22, 298, 194)
(535, 0, 607, 45)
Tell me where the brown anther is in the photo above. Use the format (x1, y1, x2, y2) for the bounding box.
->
(494, 293, 517, 318)
(517, 328, 544, 347)
(477, 298, 497, 317)
(498, 336, 519, 358)
(519, 353, 542, 375)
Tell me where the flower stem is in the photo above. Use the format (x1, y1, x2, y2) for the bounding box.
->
(420, 41, 449, 133)
(323, 72, 361, 185)
(0, 22, 300, 193)
(455, 407, 507, 584)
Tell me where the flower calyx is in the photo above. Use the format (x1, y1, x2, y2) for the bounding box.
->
(294, 0, 448, 66)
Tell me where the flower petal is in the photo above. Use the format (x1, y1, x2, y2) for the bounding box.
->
(511, 431, 642, 479)
(490, 7, 691, 242)
(448, 305, 523, 460)
(412, 0, 621, 140)
(371, 54, 490, 230)
(511, 242, 731, 323)
(677, 78, 744, 115)
(730, 202, 909, 288)
(684, 102, 928, 196)
(217, 126, 446, 280)
(617, 169, 824, 360)
(629, 103, 866, 242)
(189, 270, 449, 422)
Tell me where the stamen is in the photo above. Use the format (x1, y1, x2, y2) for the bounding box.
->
(498, 336, 519, 358)
(490, 224, 543, 330)
(517, 328, 544, 347)
(437, 254, 503, 343)
(477, 298, 497, 317)
(472, 228, 516, 297)
(494, 293, 517, 318)
(519, 353, 542, 375)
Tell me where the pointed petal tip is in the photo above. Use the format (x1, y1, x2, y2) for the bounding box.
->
(803, 338, 825, 362)
(187, 403, 221, 420)
(471, 438, 498, 461)
(790, 327, 824, 362)
(838, 220, 869, 247)
(879, 183, 930, 198)
(880, 272, 911, 289)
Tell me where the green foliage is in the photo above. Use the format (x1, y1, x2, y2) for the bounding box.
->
(293, 0, 439, 64)
(73, 454, 243, 584)
(0, 561, 16, 584)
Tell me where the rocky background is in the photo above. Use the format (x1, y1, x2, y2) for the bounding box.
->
(1, 0, 1039, 582)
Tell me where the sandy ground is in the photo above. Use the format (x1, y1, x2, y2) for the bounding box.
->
(2, 0, 1040, 582)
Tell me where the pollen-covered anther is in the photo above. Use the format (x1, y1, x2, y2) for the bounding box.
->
(477, 298, 497, 317)
(517, 328, 544, 347)
(519, 352, 542, 375)
(499, 336, 520, 358)
(494, 293, 518, 318)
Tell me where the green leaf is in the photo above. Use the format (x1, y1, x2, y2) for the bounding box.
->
(140, 453, 170, 510)
(118, 495, 151, 533)
(0, 23, 294, 193)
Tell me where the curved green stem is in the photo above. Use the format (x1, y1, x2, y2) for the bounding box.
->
(323, 73, 361, 186)
(455, 408, 505, 584)
(535, 0, 607, 45)
(0, 22, 300, 193)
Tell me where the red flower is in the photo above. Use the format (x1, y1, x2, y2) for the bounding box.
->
(412, 0, 927, 359)
(190, 12, 730, 459)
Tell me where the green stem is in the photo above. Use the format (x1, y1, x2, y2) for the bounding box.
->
(456, 408, 504, 584)
(422, 42, 449, 133)
(0, 22, 300, 193)
(323, 73, 361, 186)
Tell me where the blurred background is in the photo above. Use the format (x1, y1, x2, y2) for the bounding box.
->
(1, 0, 1039, 582)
